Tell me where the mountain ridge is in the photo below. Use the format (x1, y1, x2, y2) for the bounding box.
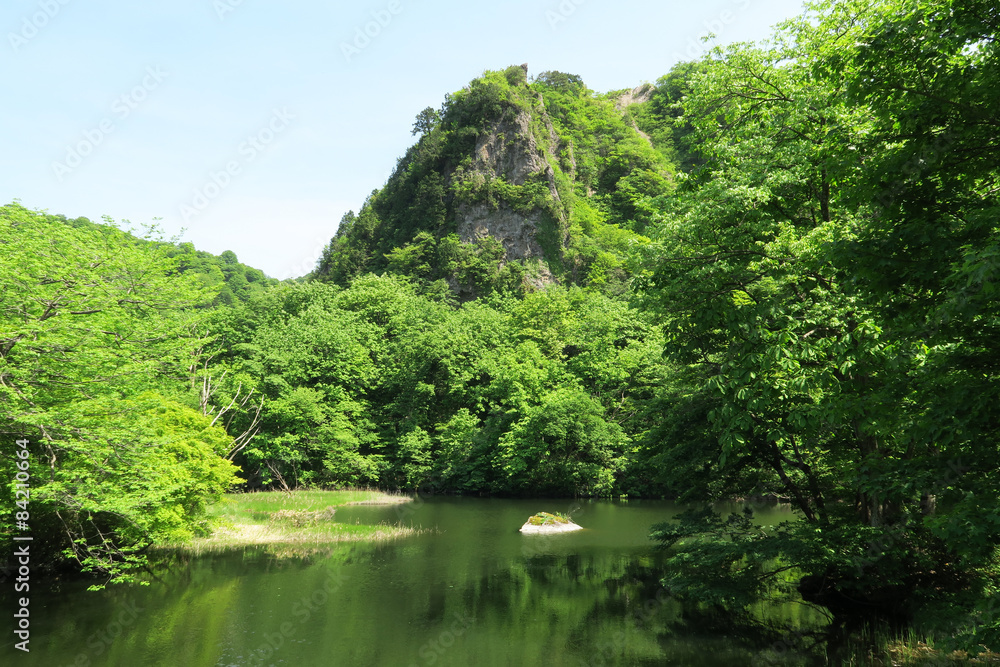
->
(314, 65, 678, 298)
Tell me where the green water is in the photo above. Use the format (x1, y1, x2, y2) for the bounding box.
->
(4, 498, 825, 666)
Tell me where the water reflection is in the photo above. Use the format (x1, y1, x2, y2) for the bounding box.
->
(3, 498, 833, 666)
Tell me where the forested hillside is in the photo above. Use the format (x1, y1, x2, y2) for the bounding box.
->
(2, 0, 998, 651)
(314, 64, 671, 297)
(207, 277, 667, 496)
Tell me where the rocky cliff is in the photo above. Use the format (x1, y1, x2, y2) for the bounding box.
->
(315, 65, 673, 297)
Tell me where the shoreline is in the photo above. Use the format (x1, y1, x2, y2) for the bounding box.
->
(162, 489, 418, 554)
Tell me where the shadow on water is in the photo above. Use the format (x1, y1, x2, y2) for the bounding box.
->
(0, 497, 919, 666)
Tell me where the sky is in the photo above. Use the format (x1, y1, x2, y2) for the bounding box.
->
(1, 0, 806, 279)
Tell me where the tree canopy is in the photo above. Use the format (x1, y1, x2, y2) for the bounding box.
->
(0, 203, 239, 585)
(2, 4, 998, 651)
(643, 0, 999, 649)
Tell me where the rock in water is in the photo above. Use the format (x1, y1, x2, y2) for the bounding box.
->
(519, 511, 583, 534)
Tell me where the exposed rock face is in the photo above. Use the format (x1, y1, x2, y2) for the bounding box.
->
(614, 83, 655, 146)
(456, 204, 547, 260)
(614, 82, 654, 111)
(465, 103, 555, 187)
(452, 103, 564, 284)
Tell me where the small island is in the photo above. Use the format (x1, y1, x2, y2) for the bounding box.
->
(519, 512, 583, 535)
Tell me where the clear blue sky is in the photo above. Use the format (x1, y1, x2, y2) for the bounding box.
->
(1, 0, 806, 279)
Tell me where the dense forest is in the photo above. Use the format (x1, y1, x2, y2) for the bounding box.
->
(2, 0, 998, 653)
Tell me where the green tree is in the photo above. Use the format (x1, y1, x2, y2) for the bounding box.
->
(834, 0, 1000, 646)
(646, 2, 1000, 645)
(205, 281, 383, 489)
(498, 386, 627, 496)
(0, 203, 239, 585)
(412, 106, 440, 136)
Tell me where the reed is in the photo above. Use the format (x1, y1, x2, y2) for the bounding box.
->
(161, 489, 418, 555)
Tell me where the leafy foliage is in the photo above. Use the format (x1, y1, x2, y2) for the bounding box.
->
(0, 204, 239, 586)
(206, 275, 660, 497)
(3, 12, 998, 653)
(165, 245, 277, 306)
(643, 0, 1000, 650)
(315, 67, 674, 297)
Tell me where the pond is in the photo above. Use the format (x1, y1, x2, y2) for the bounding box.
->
(5, 497, 828, 666)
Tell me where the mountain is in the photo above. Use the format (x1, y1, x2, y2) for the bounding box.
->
(314, 65, 679, 299)
(20, 207, 278, 306)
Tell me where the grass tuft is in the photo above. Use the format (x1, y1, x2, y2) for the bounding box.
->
(527, 511, 571, 526)
(160, 489, 419, 555)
